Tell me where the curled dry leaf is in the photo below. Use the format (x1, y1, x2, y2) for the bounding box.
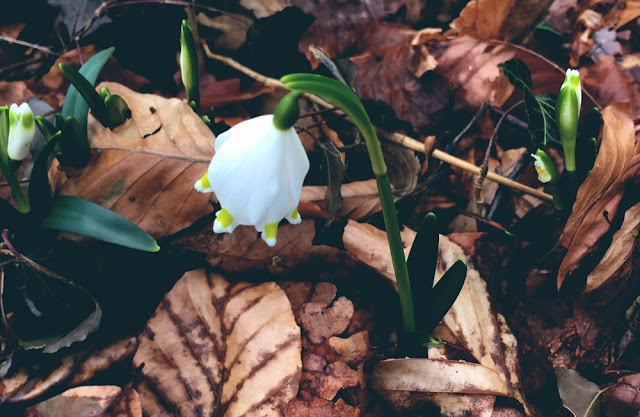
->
(450, 0, 553, 42)
(558, 103, 639, 288)
(344, 221, 532, 415)
(0, 337, 137, 405)
(300, 297, 354, 345)
(25, 385, 142, 417)
(585, 202, 640, 294)
(171, 219, 344, 275)
(133, 268, 301, 417)
(50, 81, 215, 239)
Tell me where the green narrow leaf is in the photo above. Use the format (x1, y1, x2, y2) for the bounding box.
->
(0, 107, 29, 213)
(499, 58, 532, 92)
(28, 133, 61, 217)
(525, 92, 558, 147)
(407, 212, 439, 331)
(41, 196, 160, 252)
(423, 260, 467, 334)
(61, 47, 114, 134)
(59, 63, 106, 120)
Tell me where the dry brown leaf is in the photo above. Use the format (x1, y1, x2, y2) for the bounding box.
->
(301, 180, 381, 220)
(240, 0, 290, 18)
(0, 337, 137, 405)
(328, 331, 371, 366)
(302, 361, 358, 401)
(614, 0, 640, 29)
(133, 268, 301, 417)
(585, 202, 640, 294)
(50, 81, 215, 238)
(450, 0, 553, 42)
(342, 220, 416, 287)
(26, 385, 141, 417)
(557, 103, 638, 288)
(559, 103, 636, 248)
(581, 57, 640, 121)
(301, 297, 354, 345)
(172, 219, 344, 275)
(350, 24, 442, 132)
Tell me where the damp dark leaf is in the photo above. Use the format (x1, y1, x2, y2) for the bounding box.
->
(524, 91, 558, 147)
(499, 58, 533, 92)
(556, 368, 602, 417)
(133, 268, 301, 417)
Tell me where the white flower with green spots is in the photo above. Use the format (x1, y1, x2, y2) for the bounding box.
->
(7, 103, 35, 161)
(195, 114, 309, 247)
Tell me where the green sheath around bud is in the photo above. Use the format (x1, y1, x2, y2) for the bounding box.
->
(180, 20, 200, 114)
(556, 69, 581, 173)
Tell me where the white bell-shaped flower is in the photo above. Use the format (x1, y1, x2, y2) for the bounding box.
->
(195, 115, 309, 246)
(7, 103, 35, 161)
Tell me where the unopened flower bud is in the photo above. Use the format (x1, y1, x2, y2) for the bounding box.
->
(7, 103, 35, 161)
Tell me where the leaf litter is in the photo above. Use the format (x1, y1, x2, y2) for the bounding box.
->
(3, 0, 640, 415)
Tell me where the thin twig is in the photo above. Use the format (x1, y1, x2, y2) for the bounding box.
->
(0, 36, 59, 56)
(203, 49, 553, 203)
(475, 101, 523, 213)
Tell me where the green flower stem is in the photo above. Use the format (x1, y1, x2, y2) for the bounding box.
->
(281, 74, 415, 334)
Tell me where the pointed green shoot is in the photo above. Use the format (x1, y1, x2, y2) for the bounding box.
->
(423, 260, 467, 335)
(180, 20, 200, 114)
(407, 212, 439, 330)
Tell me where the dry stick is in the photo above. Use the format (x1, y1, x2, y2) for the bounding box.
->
(203, 45, 553, 202)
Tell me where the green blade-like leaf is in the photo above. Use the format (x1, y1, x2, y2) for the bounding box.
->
(59, 63, 105, 120)
(499, 58, 532, 92)
(407, 212, 439, 331)
(61, 47, 114, 134)
(0, 107, 29, 213)
(28, 132, 61, 217)
(525, 92, 558, 147)
(41, 196, 160, 252)
(423, 260, 467, 334)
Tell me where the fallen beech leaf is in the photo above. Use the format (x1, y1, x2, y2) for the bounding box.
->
(172, 219, 344, 275)
(451, 0, 553, 42)
(558, 103, 639, 288)
(50, 81, 215, 238)
(372, 359, 511, 394)
(342, 220, 416, 287)
(581, 57, 640, 121)
(614, 1, 640, 29)
(585, 202, 640, 294)
(26, 385, 141, 417)
(133, 268, 301, 417)
(556, 368, 601, 417)
(559, 103, 635, 247)
(0, 337, 137, 405)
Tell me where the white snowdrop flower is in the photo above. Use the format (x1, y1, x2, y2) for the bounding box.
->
(7, 103, 35, 161)
(195, 114, 309, 247)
